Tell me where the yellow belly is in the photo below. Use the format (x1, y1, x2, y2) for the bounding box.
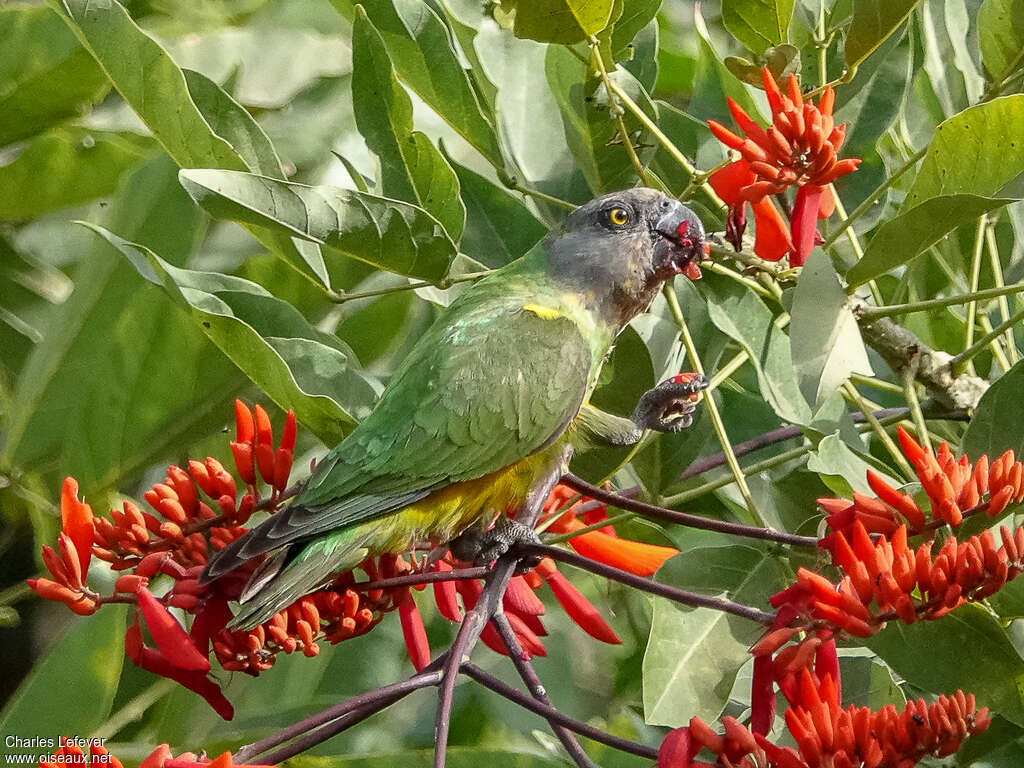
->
(363, 451, 558, 553)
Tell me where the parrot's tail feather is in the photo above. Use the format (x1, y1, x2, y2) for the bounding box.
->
(238, 547, 291, 604)
(228, 532, 369, 630)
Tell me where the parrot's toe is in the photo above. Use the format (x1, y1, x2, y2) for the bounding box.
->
(449, 519, 542, 571)
(632, 373, 709, 433)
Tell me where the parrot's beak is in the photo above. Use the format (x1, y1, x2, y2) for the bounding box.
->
(653, 200, 705, 280)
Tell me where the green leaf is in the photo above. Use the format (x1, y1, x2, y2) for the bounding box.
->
(807, 432, 897, 497)
(724, 44, 802, 86)
(87, 224, 378, 445)
(643, 546, 788, 727)
(499, 0, 615, 44)
(449, 158, 547, 268)
(178, 169, 457, 282)
(0, 607, 126, 739)
(906, 95, 1024, 206)
(698, 273, 812, 426)
(351, 8, 465, 241)
(0, 128, 154, 221)
(610, 0, 662, 61)
(687, 13, 765, 126)
(1, 156, 242, 494)
(47, 0, 331, 288)
(843, 0, 920, 72)
(0, 5, 109, 147)
(721, 0, 795, 53)
(46, 0, 244, 170)
(978, 0, 1024, 83)
(355, 0, 505, 170)
(847, 194, 1016, 286)
(182, 69, 285, 179)
(865, 604, 1024, 726)
(963, 358, 1024, 461)
(546, 46, 659, 194)
(790, 250, 873, 408)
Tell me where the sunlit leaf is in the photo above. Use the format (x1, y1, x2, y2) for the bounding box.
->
(721, 0, 795, 53)
(643, 546, 788, 726)
(86, 224, 378, 445)
(498, 0, 615, 44)
(978, 0, 1024, 83)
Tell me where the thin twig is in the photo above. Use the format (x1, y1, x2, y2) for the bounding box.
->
(462, 662, 659, 760)
(560, 473, 818, 548)
(522, 543, 775, 624)
(433, 447, 572, 768)
(857, 282, 1024, 321)
(328, 271, 494, 304)
(491, 613, 598, 768)
(235, 664, 445, 762)
(352, 566, 491, 592)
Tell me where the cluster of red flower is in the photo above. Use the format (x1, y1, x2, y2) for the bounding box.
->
(28, 400, 682, 719)
(40, 744, 272, 768)
(661, 670, 989, 768)
(707, 68, 860, 267)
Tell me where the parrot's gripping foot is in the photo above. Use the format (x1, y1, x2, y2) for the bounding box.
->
(449, 519, 543, 573)
(632, 373, 709, 433)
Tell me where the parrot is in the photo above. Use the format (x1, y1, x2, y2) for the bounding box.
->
(200, 187, 708, 629)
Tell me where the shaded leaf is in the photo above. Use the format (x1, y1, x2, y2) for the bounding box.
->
(791, 250, 873, 408)
(449, 158, 546, 268)
(355, 0, 505, 169)
(698, 273, 812, 426)
(87, 224, 378, 445)
(182, 69, 285, 179)
(0, 156, 241, 494)
(0, 128, 154, 221)
(178, 169, 457, 282)
(978, 0, 1024, 83)
(610, 0, 662, 61)
(0, 607, 126, 739)
(843, 0, 920, 72)
(724, 44, 802, 86)
(351, 8, 465, 240)
(0, 5, 109, 147)
(643, 546, 788, 726)
(865, 604, 1024, 727)
(687, 12, 765, 125)
(499, 0, 615, 44)
(721, 0, 795, 54)
(847, 194, 1015, 286)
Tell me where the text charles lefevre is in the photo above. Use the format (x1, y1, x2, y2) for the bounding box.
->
(5, 737, 107, 750)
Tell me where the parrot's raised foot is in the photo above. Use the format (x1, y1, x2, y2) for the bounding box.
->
(449, 519, 543, 572)
(632, 373, 709, 433)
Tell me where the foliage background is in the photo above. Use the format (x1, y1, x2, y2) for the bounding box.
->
(1, 0, 1023, 765)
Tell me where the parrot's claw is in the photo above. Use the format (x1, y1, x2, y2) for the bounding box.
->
(632, 373, 709, 433)
(449, 519, 543, 573)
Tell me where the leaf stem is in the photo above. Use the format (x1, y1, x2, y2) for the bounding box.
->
(829, 188, 883, 304)
(508, 182, 577, 211)
(984, 222, 1020, 365)
(662, 283, 761, 523)
(589, 39, 648, 184)
(964, 216, 989, 375)
(327, 270, 494, 303)
(857, 281, 1024, 320)
(901, 368, 932, 454)
(841, 382, 915, 481)
(950, 306, 1024, 373)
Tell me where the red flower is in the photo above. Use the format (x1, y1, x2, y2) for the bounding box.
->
(707, 68, 860, 266)
(671, 671, 989, 768)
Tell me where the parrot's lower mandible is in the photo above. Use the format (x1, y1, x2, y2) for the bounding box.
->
(200, 188, 708, 628)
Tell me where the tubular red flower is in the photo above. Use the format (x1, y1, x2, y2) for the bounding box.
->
(137, 587, 211, 671)
(60, 476, 94, 579)
(789, 184, 824, 267)
(752, 197, 794, 262)
(399, 595, 431, 670)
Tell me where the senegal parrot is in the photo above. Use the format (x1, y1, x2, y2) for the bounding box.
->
(201, 188, 708, 628)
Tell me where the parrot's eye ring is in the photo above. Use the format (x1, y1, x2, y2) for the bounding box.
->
(604, 206, 632, 228)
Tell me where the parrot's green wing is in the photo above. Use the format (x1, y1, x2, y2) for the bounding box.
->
(204, 302, 594, 580)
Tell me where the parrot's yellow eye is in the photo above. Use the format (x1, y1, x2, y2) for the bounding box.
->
(607, 207, 630, 227)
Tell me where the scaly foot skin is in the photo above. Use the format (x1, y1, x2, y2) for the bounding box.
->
(632, 373, 709, 433)
(449, 518, 543, 572)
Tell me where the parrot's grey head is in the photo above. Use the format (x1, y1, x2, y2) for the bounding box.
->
(544, 188, 705, 326)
